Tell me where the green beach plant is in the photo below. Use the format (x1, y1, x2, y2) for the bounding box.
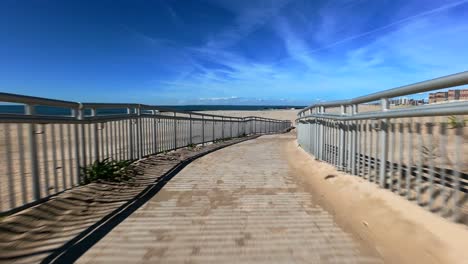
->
(187, 143, 197, 149)
(447, 115, 467, 129)
(81, 158, 134, 184)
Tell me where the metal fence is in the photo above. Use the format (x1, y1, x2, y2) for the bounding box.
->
(0, 92, 292, 215)
(296, 71, 468, 222)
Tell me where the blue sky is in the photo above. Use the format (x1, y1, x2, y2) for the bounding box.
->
(0, 0, 467, 105)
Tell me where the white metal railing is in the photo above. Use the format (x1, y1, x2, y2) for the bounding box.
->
(0, 92, 292, 215)
(296, 71, 468, 222)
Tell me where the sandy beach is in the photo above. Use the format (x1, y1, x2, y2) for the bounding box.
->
(199, 109, 299, 124)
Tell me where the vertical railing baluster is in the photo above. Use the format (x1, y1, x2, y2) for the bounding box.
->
(388, 122, 395, 191)
(416, 122, 423, 203)
(397, 122, 404, 195)
(202, 115, 205, 146)
(26, 104, 40, 201)
(351, 104, 358, 175)
(17, 123, 27, 203)
(379, 98, 389, 188)
(127, 107, 134, 160)
(75, 106, 83, 185)
(254, 117, 256, 134)
(452, 121, 463, 221)
(153, 111, 158, 153)
(91, 108, 99, 161)
(439, 122, 448, 215)
(406, 119, 413, 199)
(427, 119, 435, 209)
(78, 105, 86, 176)
(5, 123, 15, 208)
(367, 120, 373, 182)
(59, 123, 67, 189)
(173, 112, 177, 149)
(189, 113, 193, 145)
(339, 105, 345, 170)
(51, 124, 58, 193)
(212, 116, 215, 142)
(221, 117, 224, 140)
(137, 105, 142, 159)
(66, 123, 74, 187)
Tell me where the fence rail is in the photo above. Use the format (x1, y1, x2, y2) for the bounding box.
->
(296, 71, 468, 222)
(0, 92, 292, 215)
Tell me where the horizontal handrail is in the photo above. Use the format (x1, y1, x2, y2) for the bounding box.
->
(0, 92, 290, 123)
(0, 92, 79, 108)
(297, 101, 468, 121)
(298, 71, 468, 116)
(82, 103, 245, 120)
(0, 112, 291, 123)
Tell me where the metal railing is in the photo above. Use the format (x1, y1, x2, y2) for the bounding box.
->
(0, 92, 292, 215)
(296, 71, 468, 222)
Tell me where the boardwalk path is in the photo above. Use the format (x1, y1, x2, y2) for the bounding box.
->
(78, 133, 383, 263)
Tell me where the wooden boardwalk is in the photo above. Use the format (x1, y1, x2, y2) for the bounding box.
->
(78, 134, 383, 263)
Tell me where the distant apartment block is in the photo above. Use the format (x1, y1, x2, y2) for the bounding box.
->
(429, 89, 468, 103)
(389, 97, 425, 106)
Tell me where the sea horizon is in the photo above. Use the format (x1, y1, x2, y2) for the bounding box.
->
(0, 104, 304, 116)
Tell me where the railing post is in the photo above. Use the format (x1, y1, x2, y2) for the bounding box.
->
(25, 104, 41, 200)
(221, 117, 224, 139)
(319, 106, 325, 160)
(254, 117, 256, 134)
(346, 106, 353, 172)
(77, 105, 86, 172)
(314, 115, 318, 156)
(212, 116, 215, 141)
(127, 107, 134, 160)
(75, 105, 84, 185)
(250, 118, 253, 134)
(339, 105, 346, 170)
(245, 118, 248, 135)
(351, 104, 358, 175)
(91, 108, 99, 161)
(189, 113, 193, 145)
(453, 124, 463, 221)
(153, 110, 158, 153)
(202, 115, 205, 146)
(379, 98, 389, 188)
(136, 105, 143, 159)
(173, 112, 177, 149)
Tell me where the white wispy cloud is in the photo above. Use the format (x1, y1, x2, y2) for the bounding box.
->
(199, 96, 239, 101)
(133, 0, 468, 105)
(203, 0, 292, 49)
(273, 17, 321, 71)
(310, 0, 468, 53)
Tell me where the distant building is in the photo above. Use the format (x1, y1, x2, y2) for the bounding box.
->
(429, 89, 468, 103)
(429, 91, 448, 103)
(389, 97, 424, 106)
(448, 90, 460, 100)
(461, 89, 468, 100)
(390, 97, 409, 105)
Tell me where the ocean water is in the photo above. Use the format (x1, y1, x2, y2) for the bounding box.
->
(0, 105, 304, 116)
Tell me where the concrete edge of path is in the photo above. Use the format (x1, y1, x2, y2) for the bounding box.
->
(41, 135, 264, 264)
(285, 138, 468, 264)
